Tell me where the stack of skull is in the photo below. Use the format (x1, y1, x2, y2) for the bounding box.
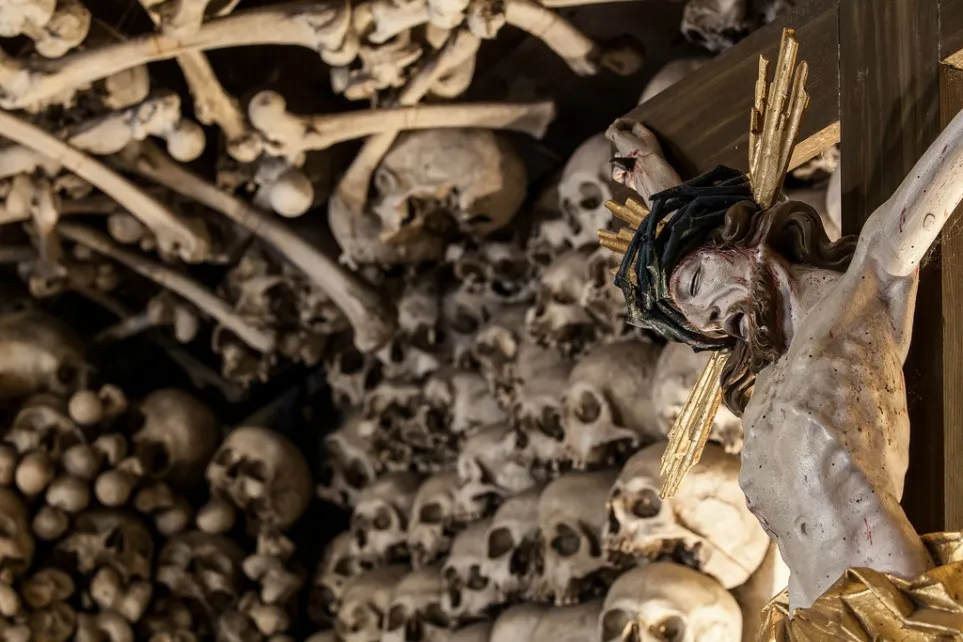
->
(312, 111, 840, 640)
(0, 309, 318, 642)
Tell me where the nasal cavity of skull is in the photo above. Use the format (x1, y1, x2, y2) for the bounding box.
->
(373, 506, 394, 531)
(487, 528, 514, 559)
(467, 565, 489, 590)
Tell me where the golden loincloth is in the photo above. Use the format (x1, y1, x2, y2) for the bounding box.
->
(759, 532, 963, 641)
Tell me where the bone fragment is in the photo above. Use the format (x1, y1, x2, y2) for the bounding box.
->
(19, 0, 92, 58)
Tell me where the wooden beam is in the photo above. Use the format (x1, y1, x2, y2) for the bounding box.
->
(938, 52, 963, 531)
(623, 0, 839, 177)
(839, 0, 944, 533)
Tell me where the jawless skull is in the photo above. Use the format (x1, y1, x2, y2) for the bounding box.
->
(557, 134, 616, 250)
(604, 442, 769, 589)
(351, 472, 422, 564)
(318, 412, 381, 508)
(377, 272, 444, 381)
(383, 566, 451, 642)
(526, 250, 599, 355)
(511, 341, 575, 469)
(132, 389, 220, 489)
(58, 510, 154, 583)
(337, 565, 408, 642)
(561, 338, 663, 468)
(599, 562, 742, 642)
(423, 367, 507, 440)
(372, 129, 527, 242)
(206, 426, 313, 531)
(534, 470, 620, 605)
(482, 485, 543, 599)
(651, 343, 743, 453)
(157, 530, 246, 616)
(408, 472, 461, 569)
(442, 518, 501, 622)
(0, 309, 88, 400)
(473, 305, 529, 406)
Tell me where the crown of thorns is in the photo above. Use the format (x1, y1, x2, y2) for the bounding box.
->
(613, 165, 759, 350)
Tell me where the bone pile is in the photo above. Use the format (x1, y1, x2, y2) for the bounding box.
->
(0, 306, 322, 642)
(311, 53, 841, 640)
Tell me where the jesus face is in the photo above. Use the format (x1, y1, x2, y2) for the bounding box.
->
(668, 244, 787, 368)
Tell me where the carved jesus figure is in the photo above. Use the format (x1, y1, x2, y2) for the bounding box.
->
(606, 114, 963, 612)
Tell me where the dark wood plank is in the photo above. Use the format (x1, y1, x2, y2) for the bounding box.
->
(839, 0, 944, 533)
(620, 0, 839, 177)
(942, 0, 963, 57)
(939, 52, 963, 531)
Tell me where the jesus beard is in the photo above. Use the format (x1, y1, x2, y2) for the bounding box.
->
(731, 262, 788, 375)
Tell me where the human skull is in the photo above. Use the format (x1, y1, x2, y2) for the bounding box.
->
(681, 0, 750, 53)
(58, 510, 154, 583)
(157, 530, 246, 615)
(604, 442, 768, 588)
(490, 604, 549, 642)
(206, 426, 313, 531)
(132, 389, 219, 489)
(5, 392, 77, 459)
(371, 129, 527, 242)
(534, 470, 620, 604)
(408, 472, 461, 569)
(454, 424, 538, 521)
(351, 472, 422, 564)
(579, 247, 628, 334)
(318, 412, 380, 508)
(438, 286, 495, 369)
(557, 134, 616, 250)
(0, 488, 33, 583)
(310, 532, 364, 624)
(638, 58, 708, 104)
(377, 272, 444, 380)
(473, 305, 528, 405)
(0, 309, 88, 400)
(483, 485, 542, 599)
(526, 250, 599, 355)
(561, 338, 662, 468)
(442, 518, 501, 622)
(383, 567, 451, 642)
(599, 562, 742, 642)
(337, 565, 408, 642)
(447, 240, 535, 305)
(423, 367, 506, 439)
(651, 343, 744, 454)
(511, 341, 575, 469)
(324, 341, 382, 409)
(532, 600, 603, 642)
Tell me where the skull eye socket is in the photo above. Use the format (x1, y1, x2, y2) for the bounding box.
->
(631, 489, 662, 518)
(601, 608, 634, 642)
(333, 558, 355, 576)
(136, 440, 171, 476)
(578, 181, 604, 210)
(487, 528, 515, 559)
(56, 363, 79, 387)
(574, 390, 602, 423)
(653, 615, 686, 642)
(386, 605, 407, 631)
(423, 602, 449, 628)
(538, 408, 564, 441)
(418, 502, 445, 525)
(466, 565, 489, 590)
(373, 507, 393, 530)
(550, 524, 581, 557)
(339, 348, 365, 374)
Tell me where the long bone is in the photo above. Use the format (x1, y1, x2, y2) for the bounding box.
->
(0, 0, 352, 110)
(248, 90, 554, 162)
(120, 141, 395, 351)
(137, 0, 261, 162)
(58, 222, 274, 352)
(0, 109, 209, 262)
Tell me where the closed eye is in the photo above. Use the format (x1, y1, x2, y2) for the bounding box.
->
(689, 266, 702, 297)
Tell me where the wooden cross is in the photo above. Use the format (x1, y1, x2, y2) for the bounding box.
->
(622, 0, 963, 535)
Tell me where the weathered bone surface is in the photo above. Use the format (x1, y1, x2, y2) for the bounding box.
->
(482, 485, 543, 599)
(351, 471, 422, 564)
(604, 442, 768, 589)
(441, 517, 501, 621)
(599, 562, 742, 642)
(337, 565, 408, 642)
(455, 424, 537, 521)
(383, 566, 450, 642)
(531, 600, 603, 642)
(408, 471, 461, 569)
(490, 603, 548, 642)
(311, 531, 363, 625)
(554, 133, 617, 251)
(0, 309, 86, 400)
(511, 340, 574, 468)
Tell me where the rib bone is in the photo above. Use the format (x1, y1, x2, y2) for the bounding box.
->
(0, 0, 351, 110)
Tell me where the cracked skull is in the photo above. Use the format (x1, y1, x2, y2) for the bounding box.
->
(372, 129, 527, 242)
(483, 485, 542, 599)
(408, 471, 461, 569)
(561, 338, 663, 468)
(651, 343, 744, 453)
(533, 470, 620, 605)
(206, 426, 313, 531)
(442, 518, 501, 622)
(604, 442, 768, 589)
(351, 472, 422, 565)
(383, 566, 451, 642)
(599, 562, 742, 642)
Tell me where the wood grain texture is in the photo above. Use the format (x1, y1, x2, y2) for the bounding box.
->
(621, 0, 838, 178)
(939, 55, 963, 532)
(840, 0, 944, 534)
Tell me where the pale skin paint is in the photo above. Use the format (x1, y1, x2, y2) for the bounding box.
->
(606, 112, 963, 611)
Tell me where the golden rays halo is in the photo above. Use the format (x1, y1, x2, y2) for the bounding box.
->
(598, 28, 810, 498)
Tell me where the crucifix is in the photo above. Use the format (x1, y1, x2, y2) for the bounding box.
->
(602, 0, 963, 637)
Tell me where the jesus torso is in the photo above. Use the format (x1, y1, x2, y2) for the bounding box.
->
(737, 264, 935, 611)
